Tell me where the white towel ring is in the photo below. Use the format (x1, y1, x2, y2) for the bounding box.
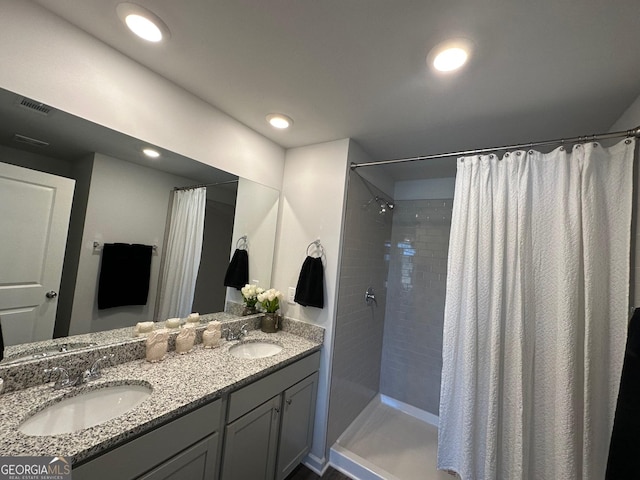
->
(236, 235, 248, 250)
(306, 239, 325, 259)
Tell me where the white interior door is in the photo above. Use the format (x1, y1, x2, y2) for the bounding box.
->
(0, 162, 75, 345)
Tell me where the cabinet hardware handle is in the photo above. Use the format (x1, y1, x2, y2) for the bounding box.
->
(286, 399, 292, 406)
(274, 407, 280, 414)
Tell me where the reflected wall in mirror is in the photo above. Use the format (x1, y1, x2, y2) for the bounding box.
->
(0, 86, 280, 355)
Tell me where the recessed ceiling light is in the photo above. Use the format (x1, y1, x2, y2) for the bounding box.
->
(143, 148, 160, 158)
(117, 3, 170, 43)
(429, 39, 473, 73)
(266, 113, 294, 129)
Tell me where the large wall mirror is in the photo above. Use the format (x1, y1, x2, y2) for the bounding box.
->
(0, 86, 279, 359)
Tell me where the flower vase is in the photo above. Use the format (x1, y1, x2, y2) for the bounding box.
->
(261, 313, 280, 333)
(242, 305, 257, 316)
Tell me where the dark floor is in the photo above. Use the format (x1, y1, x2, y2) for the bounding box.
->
(285, 464, 352, 480)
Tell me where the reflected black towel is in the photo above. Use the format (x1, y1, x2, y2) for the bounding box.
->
(97, 243, 153, 310)
(224, 249, 249, 290)
(606, 308, 640, 479)
(294, 256, 324, 308)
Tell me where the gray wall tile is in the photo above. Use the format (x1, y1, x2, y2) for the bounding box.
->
(380, 199, 453, 415)
(326, 173, 392, 448)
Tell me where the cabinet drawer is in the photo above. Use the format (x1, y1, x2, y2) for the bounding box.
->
(227, 351, 320, 423)
(73, 399, 222, 480)
(139, 433, 219, 480)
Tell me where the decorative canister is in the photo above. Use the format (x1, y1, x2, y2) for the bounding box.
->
(203, 321, 222, 349)
(165, 317, 181, 329)
(261, 313, 280, 333)
(176, 324, 196, 354)
(134, 321, 155, 337)
(242, 305, 257, 316)
(146, 328, 169, 362)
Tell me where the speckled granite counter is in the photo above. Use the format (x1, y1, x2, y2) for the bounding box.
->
(0, 313, 263, 393)
(0, 326, 322, 465)
(2, 312, 241, 365)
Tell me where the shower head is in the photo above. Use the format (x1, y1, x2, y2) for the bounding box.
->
(363, 195, 394, 215)
(354, 170, 395, 215)
(378, 198, 394, 215)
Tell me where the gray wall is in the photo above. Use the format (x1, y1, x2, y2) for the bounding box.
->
(55, 154, 94, 337)
(608, 91, 640, 306)
(192, 199, 236, 313)
(380, 198, 453, 415)
(69, 153, 197, 334)
(326, 171, 392, 449)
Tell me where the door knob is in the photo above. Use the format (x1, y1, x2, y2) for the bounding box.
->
(45, 291, 58, 299)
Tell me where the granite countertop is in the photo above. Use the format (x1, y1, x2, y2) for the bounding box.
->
(0, 327, 322, 464)
(2, 312, 241, 365)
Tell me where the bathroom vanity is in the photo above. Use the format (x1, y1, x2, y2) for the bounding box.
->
(0, 317, 323, 480)
(222, 353, 319, 480)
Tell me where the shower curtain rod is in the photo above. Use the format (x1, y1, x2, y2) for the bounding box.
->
(174, 179, 238, 191)
(350, 126, 640, 169)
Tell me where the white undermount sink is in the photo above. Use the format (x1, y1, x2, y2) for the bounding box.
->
(229, 341, 283, 359)
(19, 383, 152, 436)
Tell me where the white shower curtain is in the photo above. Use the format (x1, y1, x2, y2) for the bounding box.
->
(438, 138, 636, 480)
(156, 187, 206, 320)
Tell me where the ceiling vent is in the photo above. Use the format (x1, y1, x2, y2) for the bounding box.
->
(17, 96, 53, 116)
(13, 133, 49, 148)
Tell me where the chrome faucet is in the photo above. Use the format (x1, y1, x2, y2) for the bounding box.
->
(84, 354, 114, 381)
(224, 323, 248, 341)
(44, 354, 114, 389)
(44, 366, 73, 389)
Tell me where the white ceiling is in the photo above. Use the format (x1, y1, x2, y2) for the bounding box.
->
(32, 0, 640, 179)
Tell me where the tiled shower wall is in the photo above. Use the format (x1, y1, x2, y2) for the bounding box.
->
(326, 172, 392, 450)
(380, 198, 453, 415)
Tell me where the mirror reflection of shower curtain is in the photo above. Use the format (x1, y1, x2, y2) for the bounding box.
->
(438, 139, 636, 480)
(156, 187, 206, 320)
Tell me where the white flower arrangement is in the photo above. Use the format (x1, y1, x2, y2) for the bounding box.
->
(257, 288, 284, 313)
(241, 284, 264, 308)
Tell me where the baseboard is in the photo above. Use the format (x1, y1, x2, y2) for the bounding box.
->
(302, 452, 328, 476)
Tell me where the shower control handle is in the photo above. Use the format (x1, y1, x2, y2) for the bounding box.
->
(365, 287, 377, 307)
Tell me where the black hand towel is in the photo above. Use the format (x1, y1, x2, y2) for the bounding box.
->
(294, 256, 324, 308)
(97, 243, 153, 310)
(224, 248, 249, 290)
(606, 308, 640, 479)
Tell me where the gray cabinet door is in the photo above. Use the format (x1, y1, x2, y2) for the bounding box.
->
(276, 372, 319, 480)
(139, 433, 219, 480)
(221, 395, 281, 480)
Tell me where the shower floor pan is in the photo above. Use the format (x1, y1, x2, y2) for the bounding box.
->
(329, 395, 457, 480)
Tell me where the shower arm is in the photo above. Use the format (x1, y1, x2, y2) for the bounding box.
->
(353, 169, 394, 209)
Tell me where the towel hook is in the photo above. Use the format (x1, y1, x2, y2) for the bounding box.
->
(306, 239, 325, 258)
